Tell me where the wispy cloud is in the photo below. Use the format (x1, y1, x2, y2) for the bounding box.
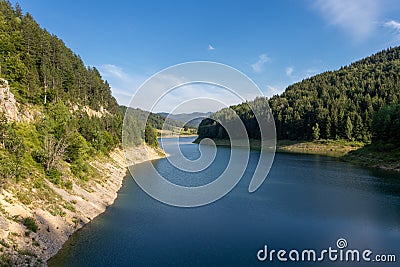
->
(208, 44, 215, 51)
(100, 64, 130, 81)
(131, 73, 247, 113)
(110, 87, 136, 98)
(99, 64, 261, 113)
(384, 20, 400, 36)
(251, 54, 271, 73)
(285, 66, 293, 76)
(98, 64, 147, 106)
(304, 68, 320, 78)
(265, 85, 282, 96)
(313, 0, 380, 41)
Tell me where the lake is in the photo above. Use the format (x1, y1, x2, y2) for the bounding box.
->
(48, 137, 400, 267)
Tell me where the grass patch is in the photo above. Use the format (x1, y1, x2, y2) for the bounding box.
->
(194, 137, 362, 157)
(63, 201, 76, 212)
(276, 139, 363, 157)
(16, 192, 31, 205)
(48, 205, 66, 217)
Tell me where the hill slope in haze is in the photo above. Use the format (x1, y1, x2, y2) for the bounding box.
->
(158, 112, 212, 128)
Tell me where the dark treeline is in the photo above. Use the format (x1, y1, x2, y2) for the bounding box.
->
(198, 97, 272, 140)
(198, 46, 400, 144)
(372, 104, 400, 145)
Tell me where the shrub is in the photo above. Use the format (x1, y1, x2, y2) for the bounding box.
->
(33, 179, 43, 189)
(0, 239, 9, 248)
(18, 248, 36, 257)
(65, 133, 90, 163)
(31, 149, 48, 164)
(64, 180, 73, 190)
(46, 167, 62, 185)
(70, 160, 89, 181)
(23, 217, 38, 233)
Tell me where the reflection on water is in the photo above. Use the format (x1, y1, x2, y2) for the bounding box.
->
(49, 137, 400, 267)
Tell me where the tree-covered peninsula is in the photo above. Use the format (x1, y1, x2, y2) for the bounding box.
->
(197, 46, 400, 169)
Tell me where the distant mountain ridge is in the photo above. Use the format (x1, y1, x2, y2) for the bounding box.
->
(158, 112, 212, 128)
(122, 106, 186, 130)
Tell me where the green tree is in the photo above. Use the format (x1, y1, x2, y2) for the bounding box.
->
(312, 123, 320, 140)
(372, 104, 400, 144)
(345, 116, 353, 141)
(144, 123, 158, 147)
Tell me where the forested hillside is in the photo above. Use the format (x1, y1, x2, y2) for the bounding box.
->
(0, 1, 118, 112)
(198, 46, 400, 145)
(197, 97, 272, 140)
(270, 47, 400, 141)
(0, 2, 163, 264)
(0, 1, 156, 186)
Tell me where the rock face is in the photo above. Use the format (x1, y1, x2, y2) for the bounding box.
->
(0, 78, 105, 123)
(0, 78, 36, 122)
(0, 78, 20, 122)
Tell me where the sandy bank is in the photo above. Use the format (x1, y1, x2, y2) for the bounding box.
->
(0, 145, 165, 266)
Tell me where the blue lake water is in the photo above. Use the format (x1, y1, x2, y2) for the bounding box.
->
(48, 137, 400, 266)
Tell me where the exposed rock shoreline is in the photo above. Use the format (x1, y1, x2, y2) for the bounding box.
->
(0, 145, 165, 266)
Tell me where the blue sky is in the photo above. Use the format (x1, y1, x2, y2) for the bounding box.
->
(10, 0, 400, 112)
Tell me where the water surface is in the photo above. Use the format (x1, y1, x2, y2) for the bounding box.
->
(49, 137, 400, 266)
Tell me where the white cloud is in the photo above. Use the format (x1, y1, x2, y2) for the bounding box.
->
(99, 64, 260, 113)
(384, 20, 400, 36)
(100, 64, 130, 81)
(266, 85, 281, 96)
(313, 0, 380, 41)
(251, 54, 271, 73)
(130, 74, 246, 113)
(208, 44, 215, 51)
(98, 64, 147, 106)
(263, 84, 290, 98)
(285, 66, 293, 76)
(110, 87, 134, 98)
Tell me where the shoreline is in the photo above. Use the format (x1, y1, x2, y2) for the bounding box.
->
(276, 139, 361, 157)
(0, 145, 166, 266)
(194, 137, 399, 173)
(159, 134, 199, 138)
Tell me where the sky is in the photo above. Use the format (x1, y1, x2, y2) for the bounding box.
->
(10, 0, 400, 113)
